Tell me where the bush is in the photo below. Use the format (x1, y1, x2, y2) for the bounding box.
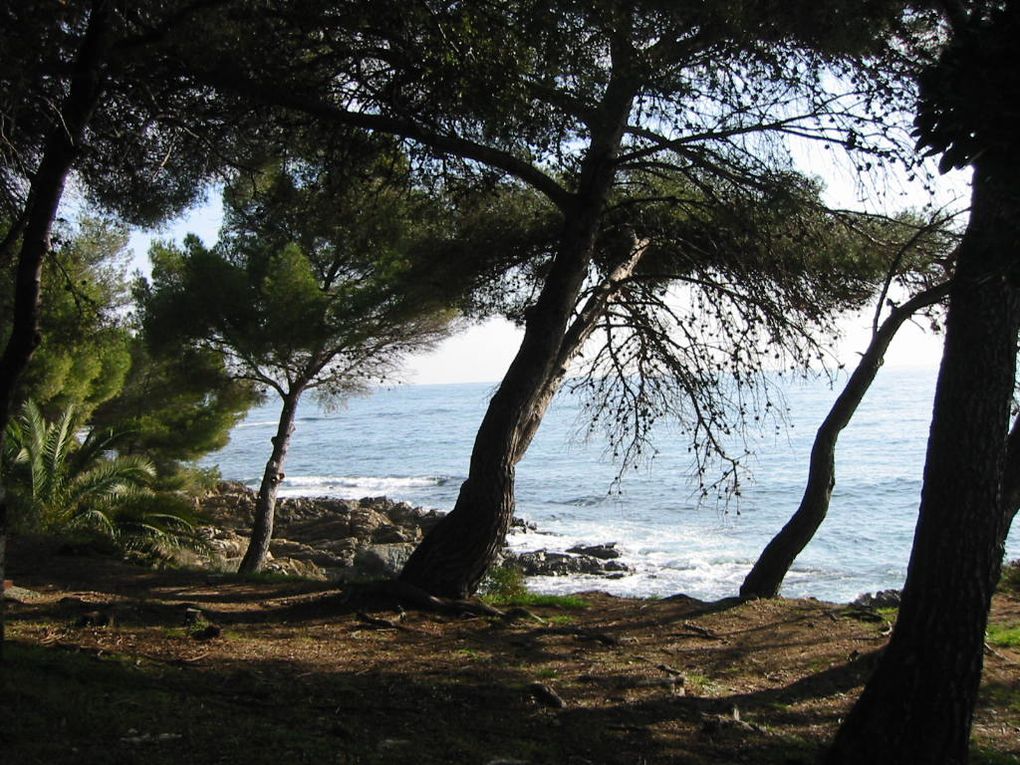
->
(479, 565, 529, 602)
(1000, 559, 1020, 595)
(2, 400, 205, 557)
(479, 565, 589, 609)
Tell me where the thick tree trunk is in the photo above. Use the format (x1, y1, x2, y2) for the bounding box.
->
(399, 68, 638, 597)
(825, 165, 1020, 765)
(238, 390, 301, 574)
(397, 212, 605, 597)
(740, 282, 950, 599)
(0, 2, 110, 661)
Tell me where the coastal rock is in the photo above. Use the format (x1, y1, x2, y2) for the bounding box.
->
(566, 543, 621, 560)
(194, 484, 628, 583)
(200, 527, 249, 559)
(201, 482, 257, 527)
(510, 549, 632, 578)
(852, 589, 901, 609)
(276, 496, 356, 523)
(348, 507, 393, 541)
(353, 543, 417, 577)
(269, 538, 350, 569)
(510, 517, 538, 533)
(265, 556, 327, 580)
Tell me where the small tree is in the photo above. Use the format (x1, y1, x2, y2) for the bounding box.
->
(740, 213, 958, 599)
(141, 143, 458, 573)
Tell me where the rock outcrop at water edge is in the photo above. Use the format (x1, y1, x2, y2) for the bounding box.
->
(190, 481, 632, 582)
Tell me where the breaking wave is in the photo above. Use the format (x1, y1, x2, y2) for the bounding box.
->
(271, 474, 450, 498)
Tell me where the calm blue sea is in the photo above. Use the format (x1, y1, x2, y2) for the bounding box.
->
(202, 366, 1020, 603)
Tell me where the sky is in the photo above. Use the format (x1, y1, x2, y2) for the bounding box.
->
(121, 159, 972, 386)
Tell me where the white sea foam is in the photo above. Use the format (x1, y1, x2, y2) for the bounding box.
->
(274, 474, 449, 499)
(235, 419, 280, 429)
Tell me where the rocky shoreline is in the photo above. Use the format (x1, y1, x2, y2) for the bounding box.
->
(188, 481, 632, 582)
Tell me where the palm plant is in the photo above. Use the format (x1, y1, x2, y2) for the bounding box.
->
(2, 400, 198, 553)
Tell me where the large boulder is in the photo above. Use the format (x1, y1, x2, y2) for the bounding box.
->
(852, 589, 901, 609)
(353, 543, 417, 578)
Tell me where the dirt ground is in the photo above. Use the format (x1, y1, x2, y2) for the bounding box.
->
(3, 536, 1019, 765)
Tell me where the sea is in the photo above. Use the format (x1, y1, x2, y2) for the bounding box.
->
(201, 366, 1020, 604)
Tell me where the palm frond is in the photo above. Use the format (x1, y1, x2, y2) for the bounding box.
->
(65, 456, 155, 509)
(44, 403, 78, 486)
(66, 506, 118, 539)
(70, 425, 123, 475)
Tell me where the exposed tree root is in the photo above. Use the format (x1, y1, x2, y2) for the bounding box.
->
(337, 578, 506, 618)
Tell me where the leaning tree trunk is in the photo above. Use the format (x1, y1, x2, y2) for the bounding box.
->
(399, 77, 637, 598)
(0, 2, 110, 661)
(238, 389, 302, 574)
(740, 281, 951, 599)
(397, 211, 607, 597)
(825, 163, 1020, 765)
(399, 239, 645, 600)
(398, 236, 644, 598)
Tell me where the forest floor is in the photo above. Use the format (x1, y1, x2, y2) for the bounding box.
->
(2, 536, 1019, 765)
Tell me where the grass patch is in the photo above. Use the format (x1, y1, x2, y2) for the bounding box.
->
(480, 566, 589, 610)
(684, 672, 723, 695)
(494, 592, 590, 609)
(986, 623, 1020, 648)
(160, 626, 189, 639)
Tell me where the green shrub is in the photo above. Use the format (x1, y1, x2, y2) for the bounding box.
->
(986, 623, 1020, 648)
(479, 565, 529, 602)
(479, 565, 589, 609)
(999, 560, 1020, 595)
(3, 400, 204, 556)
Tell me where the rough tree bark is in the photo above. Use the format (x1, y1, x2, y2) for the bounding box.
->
(399, 61, 639, 597)
(740, 281, 951, 599)
(825, 162, 1020, 765)
(238, 389, 302, 574)
(0, 1, 111, 661)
